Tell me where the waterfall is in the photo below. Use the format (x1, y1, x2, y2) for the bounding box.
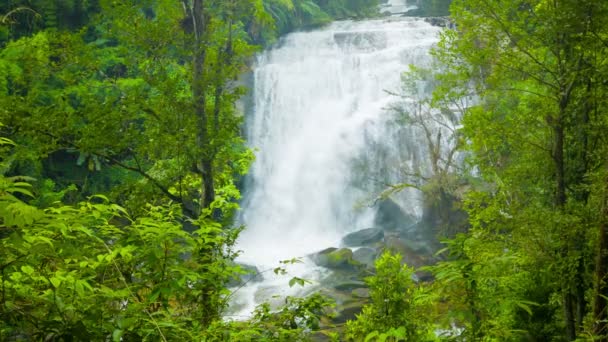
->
(231, 18, 441, 317)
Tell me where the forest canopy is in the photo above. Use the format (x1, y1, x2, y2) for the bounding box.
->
(1, 0, 608, 341)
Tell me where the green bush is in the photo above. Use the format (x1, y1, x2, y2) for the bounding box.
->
(345, 251, 437, 341)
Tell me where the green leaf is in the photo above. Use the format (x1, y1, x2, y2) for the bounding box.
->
(50, 277, 62, 288)
(21, 265, 34, 275)
(515, 300, 539, 316)
(365, 331, 379, 342)
(112, 329, 123, 342)
(75, 280, 85, 296)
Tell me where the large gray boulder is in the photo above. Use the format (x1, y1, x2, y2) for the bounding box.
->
(311, 247, 359, 271)
(342, 228, 384, 247)
(352, 247, 378, 269)
(374, 198, 417, 232)
(383, 236, 433, 268)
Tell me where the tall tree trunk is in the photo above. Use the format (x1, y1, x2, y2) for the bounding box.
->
(554, 112, 577, 341)
(573, 78, 594, 332)
(191, 0, 218, 327)
(593, 170, 608, 341)
(192, 0, 214, 211)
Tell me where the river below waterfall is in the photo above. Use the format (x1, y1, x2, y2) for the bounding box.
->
(230, 18, 441, 318)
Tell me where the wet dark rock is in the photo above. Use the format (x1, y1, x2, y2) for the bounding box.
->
(414, 270, 434, 283)
(383, 236, 429, 268)
(342, 228, 384, 247)
(333, 280, 367, 292)
(424, 16, 453, 28)
(352, 288, 371, 299)
(393, 233, 433, 254)
(374, 198, 417, 233)
(332, 301, 367, 324)
(318, 271, 367, 295)
(311, 247, 358, 270)
(352, 247, 378, 268)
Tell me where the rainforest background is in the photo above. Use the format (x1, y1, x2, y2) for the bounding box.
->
(1, 0, 608, 341)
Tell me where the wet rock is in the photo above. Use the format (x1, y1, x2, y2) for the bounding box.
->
(374, 198, 417, 232)
(317, 288, 352, 305)
(342, 228, 384, 247)
(312, 247, 339, 259)
(352, 288, 370, 299)
(393, 233, 433, 254)
(414, 270, 434, 283)
(333, 301, 366, 324)
(312, 248, 358, 270)
(353, 247, 378, 268)
(383, 236, 429, 268)
(424, 16, 453, 28)
(333, 280, 367, 292)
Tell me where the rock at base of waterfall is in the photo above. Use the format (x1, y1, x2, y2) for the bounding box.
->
(342, 228, 384, 247)
(311, 248, 359, 270)
(333, 280, 367, 292)
(374, 198, 417, 233)
(382, 236, 432, 268)
(332, 302, 367, 324)
(352, 247, 378, 269)
(351, 288, 371, 299)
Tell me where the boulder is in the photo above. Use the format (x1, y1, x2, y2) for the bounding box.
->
(383, 236, 429, 268)
(393, 233, 433, 254)
(352, 247, 378, 269)
(342, 228, 384, 247)
(374, 198, 417, 232)
(351, 288, 370, 299)
(311, 247, 358, 271)
(414, 270, 434, 283)
(333, 280, 367, 292)
(332, 301, 366, 324)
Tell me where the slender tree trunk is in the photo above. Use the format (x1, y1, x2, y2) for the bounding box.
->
(554, 119, 566, 209)
(191, 0, 218, 327)
(564, 292, 576, 341)
(192, 0, 214, 211)
(553, 111, 577, 341)
(593, 170, 608, 341)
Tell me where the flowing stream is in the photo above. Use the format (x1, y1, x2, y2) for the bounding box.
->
(231, 18, 441, 318)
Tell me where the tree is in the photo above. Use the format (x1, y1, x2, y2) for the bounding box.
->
(431, 0, 608, 339)
(0, 1, 263, 221)
(384, 64, 471, 238)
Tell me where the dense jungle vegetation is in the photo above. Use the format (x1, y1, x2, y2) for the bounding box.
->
(1, 0, 608, 341)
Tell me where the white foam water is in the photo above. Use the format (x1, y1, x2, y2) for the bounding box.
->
(230, 18, 441, 318)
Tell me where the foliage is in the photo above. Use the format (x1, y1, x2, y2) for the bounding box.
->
(345, 251, 437, 341)
(0, 163, 245, 340)
(261, 0, 379, 43)
(421, 0, 608, 340)
(0, 1, 259, 219)
(386, 64, 470, 238)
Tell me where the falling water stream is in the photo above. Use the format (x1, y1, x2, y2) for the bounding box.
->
(231, 17, 441, 318)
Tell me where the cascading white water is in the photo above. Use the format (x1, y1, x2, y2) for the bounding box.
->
(231, 18, 441, 317)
